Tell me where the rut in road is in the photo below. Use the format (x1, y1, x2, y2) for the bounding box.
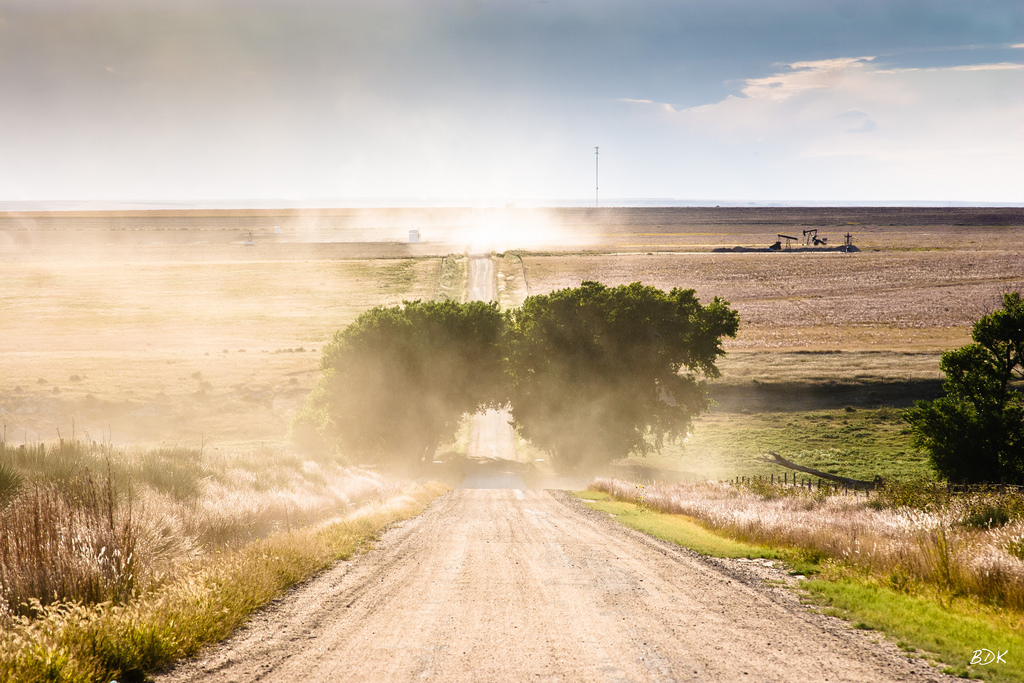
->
(160, 489, 948, 683)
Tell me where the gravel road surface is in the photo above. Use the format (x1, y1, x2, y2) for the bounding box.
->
(160, 489, 949, 682)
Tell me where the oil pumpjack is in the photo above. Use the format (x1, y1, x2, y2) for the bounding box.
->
(768, 234, 799, 250)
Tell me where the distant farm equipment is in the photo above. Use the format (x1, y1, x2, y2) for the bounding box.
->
(803, 229, 827, 246)
(716, 230, 857, 254)
(768, 234, 799, 251)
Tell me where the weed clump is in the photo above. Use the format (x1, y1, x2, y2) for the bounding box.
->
(0, 463, 24, 506)
(0, 472, 138, 617)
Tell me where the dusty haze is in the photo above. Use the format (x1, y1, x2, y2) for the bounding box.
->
(1, 207, 1021, 467)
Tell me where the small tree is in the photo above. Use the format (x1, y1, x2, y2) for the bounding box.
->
(293, 300, 505, 466)
(905, 292, 1024, 483)
(504, 281, 739, 471)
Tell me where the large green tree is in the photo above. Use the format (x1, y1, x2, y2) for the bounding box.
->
(905, 292, 1024, 483)
(503, 281, 739, 471)
(293, 299, 505, 466)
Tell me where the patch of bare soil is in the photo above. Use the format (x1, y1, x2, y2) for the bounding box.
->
(159, 489, 951, 683)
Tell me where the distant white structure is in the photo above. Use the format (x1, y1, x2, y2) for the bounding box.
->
(274, 226, 281, 234)
(409, 228, 420, 243)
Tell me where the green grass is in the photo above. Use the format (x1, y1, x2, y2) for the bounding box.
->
(806, 579, 1024, 682)
(574, 491, 782, 560)
(634, 407, 933, 482)
(582, 488, 1024, 683)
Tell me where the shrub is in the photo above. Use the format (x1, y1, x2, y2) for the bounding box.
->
(905, 292, 1024, 483)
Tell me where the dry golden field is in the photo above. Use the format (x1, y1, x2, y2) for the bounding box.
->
(1, 206, 1021, 464)
(525, 250, 1021, 351)
(0, 252, 440, 447)
(3, 205, 1020, 257)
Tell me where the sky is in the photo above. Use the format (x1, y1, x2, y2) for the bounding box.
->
(2, 0, 1023, 205)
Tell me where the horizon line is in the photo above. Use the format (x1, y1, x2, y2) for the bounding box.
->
(2, 198, 1022, 212)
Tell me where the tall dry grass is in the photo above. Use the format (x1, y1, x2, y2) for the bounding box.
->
(0, 483, 446, 683)
(592, 477, 1024, 609)
(0, 438, 397, 619)
(0, 473, 138, 617)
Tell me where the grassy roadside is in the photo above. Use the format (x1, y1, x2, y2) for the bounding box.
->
(435, 254, 468, 302)
(575, 490, 1024, 682)
(631, 406, 934, 482)
(576, 491, 784, 560)
(0, 482, 448, 683)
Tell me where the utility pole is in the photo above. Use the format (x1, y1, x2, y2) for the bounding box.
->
(595, 146, 599, 208)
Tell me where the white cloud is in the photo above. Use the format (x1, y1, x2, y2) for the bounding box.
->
(627, 56, 1024, 200)
(740, 57, 876, 102)
(946, 62, 1024, 71)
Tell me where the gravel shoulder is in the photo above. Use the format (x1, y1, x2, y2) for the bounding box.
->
(158, 489, 952, 683)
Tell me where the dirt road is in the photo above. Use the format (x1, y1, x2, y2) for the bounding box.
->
(467, 255, 496, 302)
(159, 256, 949, 681)
(465, 254, 520, 472)
(161, 489, 947, 682)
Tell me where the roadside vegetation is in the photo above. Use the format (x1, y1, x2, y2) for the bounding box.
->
(0, 483, 444, 683)
(434, 254, 468, 303)
(0, 436, 443, 682)
(585, 479, 1024, 681)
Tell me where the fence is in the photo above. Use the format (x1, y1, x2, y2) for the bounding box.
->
(732, 473, 871, 496)
(731, 473, 1024, 497)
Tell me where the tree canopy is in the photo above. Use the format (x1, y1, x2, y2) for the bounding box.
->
(296, 282, 739, 472)
(503, 281, 739, 471)
(905, 292, 1024, 483)
(293, 299, 506, 466)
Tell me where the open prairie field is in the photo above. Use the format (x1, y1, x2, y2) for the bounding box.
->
(1, 206, 1022, 472)
(5, 205, 1020, 259)
(524, 250, 1022, 351)
(1, 206, 1022, 681)
(0, 246, 441, 447)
